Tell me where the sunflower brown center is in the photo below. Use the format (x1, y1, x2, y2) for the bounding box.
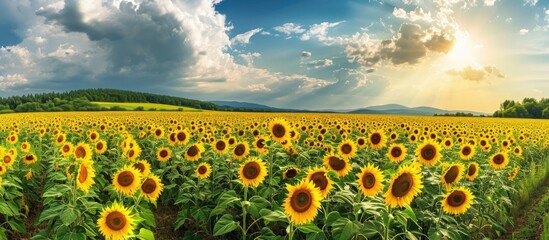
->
(420, 144, 436, 161)
(243, 162, 260, 179)
(133, 163, 145, 173)
(445, 140, 451, 146)
(480, 140, 487, 146)
(256, 139, 265, 148)
(75, 146, 86, 158)
(462, 147, 471, 156)
(78, 165, 88, 183)
(187, 146, 199, 157)
(91, 133, 97, 140)
(310, 172, 328, 190)
(25, 155, 34, 161)
(272, 124, 286, 138)
(141, 178, 157, 194)
(128, 149, 135, 158)
(22, 144, 27, 149)
(96, 142, 104, 150)
(357, 138, 365, 146)
(391, 147, 402, 158)
(514, 148, 520, 154)
(503, 141, 508, 147)
(290, 190, 312, 213)
(391, 134, 397, 140)
(198, 165, 207, 174)
(447, 191, 466, 207)
(155, 129, 162, 136)
(57, 135, 64, 143)
(362, 173, 376, 189)
(216, 141, 226, 151)
(341, 144, 352, 154)
(467, 164, 477, 176)
(285, 169, 298, 179)
(370, 133, 381, 145)
(177, 132, 186, 142)
(117, 171, 135, 187)
(234, 144, 245, 156)
(493, 154, 504, 164)
(106, 211, 127, 231)
(328, 156, 345, 171)
(391, 173, 413, 198)
(444, 166, 459, 184)
(169, 133, 176, 142)
(3, 155, 11, 164)
(159, 150, 168, 158)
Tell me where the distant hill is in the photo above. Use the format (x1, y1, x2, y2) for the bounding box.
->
(210, 100, 316, 112)
(350, 104, 487, 116)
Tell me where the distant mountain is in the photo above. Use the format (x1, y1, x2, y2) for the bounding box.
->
(350, 104, 487, 116)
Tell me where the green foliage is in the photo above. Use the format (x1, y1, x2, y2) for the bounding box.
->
(494, 97, 549, 118)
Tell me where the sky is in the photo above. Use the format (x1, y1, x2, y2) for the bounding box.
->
(0, 0, 548, 112)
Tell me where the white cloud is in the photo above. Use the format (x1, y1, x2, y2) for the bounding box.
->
(231, 28, 262, 45)
(301, 51, 312, 58)
(519, 29, 529, 35)
(48, 44, 77, 58)
(0, 74, 29, 90)
(248, 83, 271, 92)
(484, 0, 496, 6)
(300, 21, 344, 42)
(260, 31, 271, 35)
(306, 59, 333, 69)
(239, 52, 261, 67)
(392, 7, 433, 22)
(505, 17, 513, 24)
(447, 65, 504, 81)
(523, 0, 538, 6)
(273, 23, 305, 35)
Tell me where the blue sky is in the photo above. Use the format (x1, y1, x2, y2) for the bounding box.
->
(1, 0, 548, 112)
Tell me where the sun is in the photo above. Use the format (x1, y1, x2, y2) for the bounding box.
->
(443, 30, 480, 68)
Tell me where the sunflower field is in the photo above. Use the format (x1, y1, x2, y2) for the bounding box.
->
(0, 111, 548, 240)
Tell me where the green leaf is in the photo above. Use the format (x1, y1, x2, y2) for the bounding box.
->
(330, 218, 359, 240)
(210, 190, 240, 216)
(296, 223, 322, 234)
(138, 228, 155, 240)
(60, 207, 78, 226)
(0, 202, 16, 217)
(8, 219, 25, 233)
(213, 214, 239, 236)
(402, 206, 418, 224)
(260, 209, 288, 224)
(42, 185, 71, 198)
(0, 227, 7, 240)
(140, 208, 156, 227)
(325, 211, 342, 226)
(246, 195, 270, 217)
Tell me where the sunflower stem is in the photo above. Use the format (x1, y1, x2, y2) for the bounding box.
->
(289, 222, 294, 240)
(242, 186, 248, 240)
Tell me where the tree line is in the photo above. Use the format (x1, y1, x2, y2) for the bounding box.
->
(493, 98, 549, 119)
(0, 88, 220, 113)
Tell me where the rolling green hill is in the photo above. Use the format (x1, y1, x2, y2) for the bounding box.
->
(92, 102, 203, 111)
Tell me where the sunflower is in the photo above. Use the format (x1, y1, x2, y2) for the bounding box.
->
(441, 163, 464, 189)
(356, 163, 385, 197)
(305, 167, 333, 199)
(184, 143, 204, 161)
(21, 142, 31, 153)
(465, 162, 479, 181)
(213, 139, 229, 155)
(283, 180, 322, 225)
(512, 146, 523, 158)
(74, 142, 93, 163)
(113, 166, 142, 196)
(323, 154, 351, 177)
(141, 174, 164, 202)
(55, 133, 66, 146)
(60, 142, 74, 158)
(175, 129, 190, 145)
(253, 136, 269, 155)
(337, 139, 357, 159)
(387, 144, 407, 163)
(232, 142, 250, 161)
(356, 137, 367, 148)
(97, 202, 136, 240)
(442, 187, 474, 215)
(125, 145, 141, 162)
(489, 152, 509, 169)
(93, 140, 107, 155)
(385, 163, 423, 208)
(195, 163, 212, 179)
(2, 154, 14, 168)
(0, 164, 6, 176)
(238, 158, 268, 187)
(153, 127, 164, 140)
(459, 144, 475, 160)
(389, 132, 399, 142)
(76, 161, 96, 193)
(23, 154, 37, 165)
(132, 160, 151, 177)
(88, 131, 100, 142)
(416, 140, 443, 167)
(167, 132, 177, 146)
(283, 167, 301, 180)
(442, 138, 453, 150)
(269, 118, 291, 143)
(369, 130, 387, 150)
(508, 166, 520, 181)
(156, 147, 172, 162)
